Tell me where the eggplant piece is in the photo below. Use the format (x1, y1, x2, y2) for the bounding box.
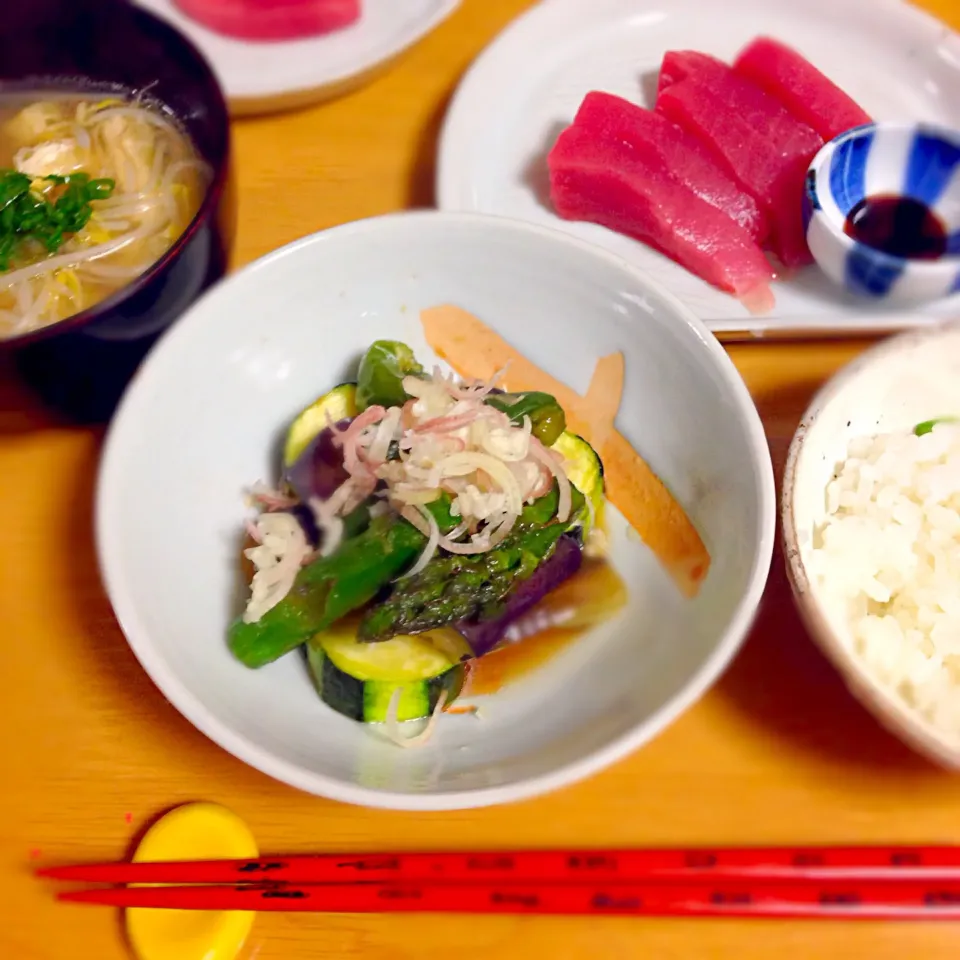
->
(283, 417, 352, 502)
(283, 383, 358, 466)
(287, 501, 321, 549)
(285, 500, 369, 553)
(455, 533, 584, 657)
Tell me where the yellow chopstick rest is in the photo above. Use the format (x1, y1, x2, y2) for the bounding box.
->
(126, 802, 258, 960)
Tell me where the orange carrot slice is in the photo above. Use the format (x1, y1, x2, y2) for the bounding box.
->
(423, 305, 595, 423)
(583, 352, 624, 451)
(420, 304, 710, 597)
(600, 433, 708, 596)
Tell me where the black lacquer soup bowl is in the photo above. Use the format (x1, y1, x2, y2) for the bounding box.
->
(0, 0, 233, 421)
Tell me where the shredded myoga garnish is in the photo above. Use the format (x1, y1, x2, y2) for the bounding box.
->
(243, 363, 575, 623)
(228, 337, 612, 743)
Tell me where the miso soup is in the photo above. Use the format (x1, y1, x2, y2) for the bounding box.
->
(0, 90, 209, 339)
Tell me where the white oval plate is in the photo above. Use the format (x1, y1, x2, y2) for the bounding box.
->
(135, 0, 460, 116)
(437, 0, 960, 337)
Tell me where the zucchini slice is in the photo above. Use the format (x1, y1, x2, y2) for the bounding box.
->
(306, 622, 470, 723)
(552, 431, 604, 533)
(283, 383, 359, 466)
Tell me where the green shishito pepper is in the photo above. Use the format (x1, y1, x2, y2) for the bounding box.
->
(355, 341, 566, 448)
(355, 340, 424, 410)
(485, 391, 566, 447)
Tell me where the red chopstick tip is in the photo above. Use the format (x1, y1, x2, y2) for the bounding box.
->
(57, 889, 111, 905)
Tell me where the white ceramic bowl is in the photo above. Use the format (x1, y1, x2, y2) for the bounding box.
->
(783, 322, 960, 768)
(97, 211, 775, 809)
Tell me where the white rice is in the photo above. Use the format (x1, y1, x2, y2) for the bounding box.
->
(808, 421, 960, 738)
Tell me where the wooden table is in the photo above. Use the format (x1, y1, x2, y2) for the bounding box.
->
(3, 1, 960, 956)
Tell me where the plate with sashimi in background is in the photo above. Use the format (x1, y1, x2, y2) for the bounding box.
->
(135, 0, 461, 116)
(437, 0, 960, 338)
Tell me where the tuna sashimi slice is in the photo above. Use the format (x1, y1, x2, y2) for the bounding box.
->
(657, 50, 729, 96)
(656, 67, 823, 267)
(572, 91, 769, 242)
(733, 37, 872, 142)
(547, 125, 775, 310)
(172, 0, 360, 41)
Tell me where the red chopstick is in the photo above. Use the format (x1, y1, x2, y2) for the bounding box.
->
(55, 878, 960, 919)
(37, 845, 960, 885)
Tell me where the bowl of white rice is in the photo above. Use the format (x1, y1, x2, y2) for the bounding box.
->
(783, 322, 960, 769)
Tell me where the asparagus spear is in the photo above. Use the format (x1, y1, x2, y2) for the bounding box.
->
(357, 523, 567, 642)
(228, 496, 465, 669)
(357, 485, 584, 642)
(228, 515, 424, 668)
(229, 481, 577, 667)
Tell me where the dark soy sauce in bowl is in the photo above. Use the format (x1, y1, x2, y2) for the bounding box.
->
(844, 194, 948, 260)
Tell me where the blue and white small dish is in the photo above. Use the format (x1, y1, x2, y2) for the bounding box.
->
(804, 122, 960, 305)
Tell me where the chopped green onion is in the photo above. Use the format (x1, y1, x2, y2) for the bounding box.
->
(0, 168, 116, 271)
(914, 417, 958, 437)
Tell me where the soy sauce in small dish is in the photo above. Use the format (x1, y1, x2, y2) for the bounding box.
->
(844, 194, 948, 260)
